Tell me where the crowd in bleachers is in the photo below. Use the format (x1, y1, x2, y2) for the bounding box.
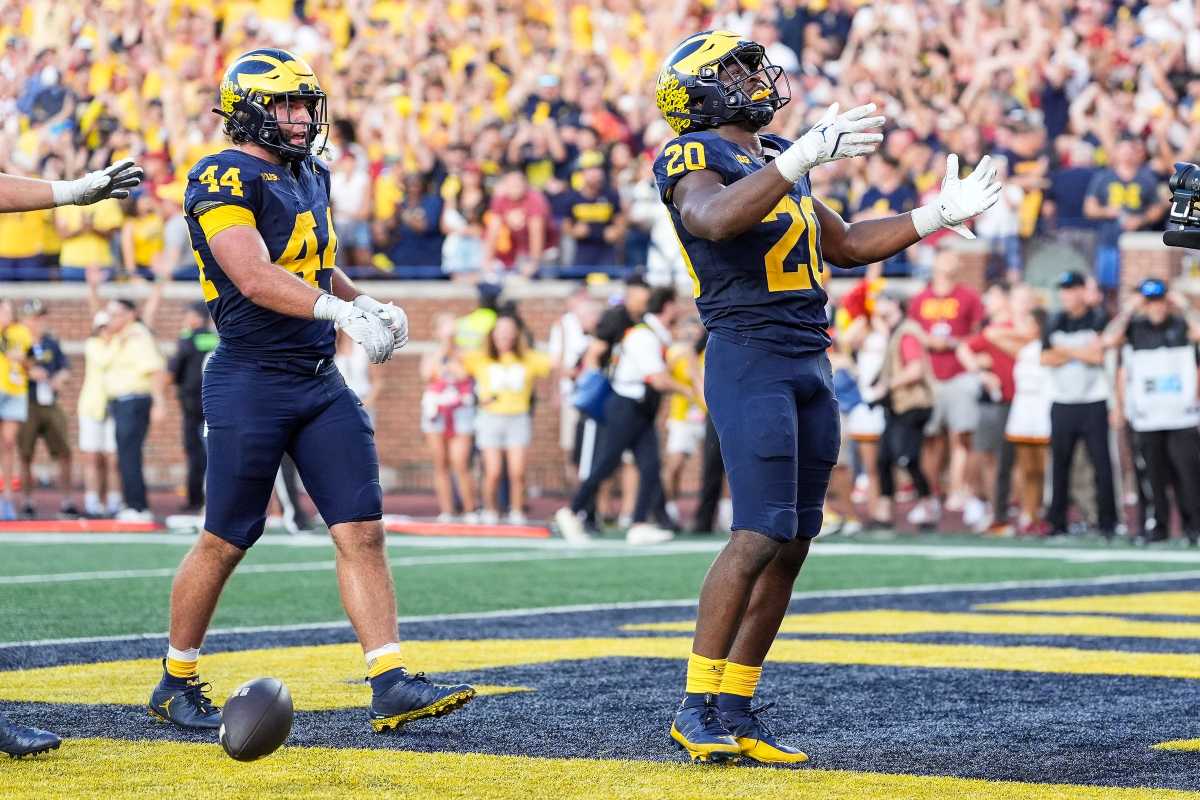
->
(0, 0, 1194, 285)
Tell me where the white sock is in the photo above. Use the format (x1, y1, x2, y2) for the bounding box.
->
(364, 642, 401, 666)
(106, 491, 122, 512)
(167, 646, 200, 662)
(85, 491, 103, 514)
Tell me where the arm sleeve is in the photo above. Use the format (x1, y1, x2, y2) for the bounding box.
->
(185, 155, 261, 241)
(1041, 314, 1057, 349)
(899, 334, 923, 364)
(626, 328, 667, 376)
(1085, 171, 1108, 203)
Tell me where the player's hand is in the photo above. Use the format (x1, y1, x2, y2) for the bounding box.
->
(916, 154, 1003, 239)
(774, 103, 886, 182)
(353, 294, 410, 351)
(313, 295, 395, 364)
(51, 159, 145, 206)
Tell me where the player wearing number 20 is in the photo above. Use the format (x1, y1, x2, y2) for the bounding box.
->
(653, 31, 1002, 765)
(149, 48, 475, 733)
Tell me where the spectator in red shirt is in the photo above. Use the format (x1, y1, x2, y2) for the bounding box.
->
(956, 284, 1035, 533)
(908, 248, 985, 524)
(484, 169, 552, 278)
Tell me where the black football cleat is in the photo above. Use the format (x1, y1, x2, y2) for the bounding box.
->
(369, 670, 475, 733)
(669, 694, 741, 763)
(0, 713, 61, 758)
(719, 702, 809, 765)
(148, 660, 222, 730)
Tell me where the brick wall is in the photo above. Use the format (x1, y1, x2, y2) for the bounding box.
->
(1117, 231, 1188, 296)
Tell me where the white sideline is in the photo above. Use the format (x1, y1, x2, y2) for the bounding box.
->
(2, 537, 1200, 587)
(1, 569, 1199, 650)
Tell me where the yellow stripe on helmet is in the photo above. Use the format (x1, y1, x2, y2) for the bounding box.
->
(671, 31, 743, 76)
(230, 52, 322, 97)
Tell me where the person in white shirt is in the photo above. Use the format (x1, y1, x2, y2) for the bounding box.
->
(555, 289, 696, 544)
(547, 285, 600, 489)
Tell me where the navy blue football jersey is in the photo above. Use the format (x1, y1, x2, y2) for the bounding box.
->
(185, 149, 339, 360)
(653, 130, 829, 355)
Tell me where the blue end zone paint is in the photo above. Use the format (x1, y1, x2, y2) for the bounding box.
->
(4, 578, 1200, 790)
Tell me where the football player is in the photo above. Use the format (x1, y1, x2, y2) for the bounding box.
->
(147, 49, 474, 733)
(652, 31, 1000, 764)
(0, 159, 143, 758)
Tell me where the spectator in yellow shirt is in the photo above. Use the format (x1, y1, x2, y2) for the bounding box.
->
(78, 310, 122, 518)
(0, 209, 51, 280)
(101, 298, 167, 521)
(120, 193, 164, 282)
(0, 299, 33, 520)
(663, 317, 707, 526)
(465, 315, 551, 525)
(55, 198, 124, 281)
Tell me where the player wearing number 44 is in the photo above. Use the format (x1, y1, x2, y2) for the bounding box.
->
(650, 30, 1001, 766)
(149, 48, 476, 735)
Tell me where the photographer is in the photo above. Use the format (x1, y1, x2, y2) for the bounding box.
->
(1105, 280, 1200, 545)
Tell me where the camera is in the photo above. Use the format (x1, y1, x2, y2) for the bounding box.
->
(1164, 162, 1200, 250)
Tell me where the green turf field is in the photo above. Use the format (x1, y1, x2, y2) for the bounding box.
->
(0, 531, 1196, 642)
(3, 530, 1199, 798)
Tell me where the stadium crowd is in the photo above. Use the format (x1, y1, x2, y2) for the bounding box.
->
(2, 0, 1200, 543)
(0, 0, 1193, 285)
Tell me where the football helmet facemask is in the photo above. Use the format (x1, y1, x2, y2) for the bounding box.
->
(214, 48, 329, 162)
(656, 30, 790, 136)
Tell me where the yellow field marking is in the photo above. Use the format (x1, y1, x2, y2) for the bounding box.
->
(627, 610, 1200, 639)
(0, 641, 527, 710)
(978, 592, 1200, 616)
(1153, 739, 1200, 752)
(6, 633, 1200, 711)
(4, 739, 1198, 800)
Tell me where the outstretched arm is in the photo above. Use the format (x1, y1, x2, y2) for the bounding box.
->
(673, 103, 885, 242)
(818, 154, 1001, 267)
(813, 198, 923, 267)
(0, 161, 143, 213)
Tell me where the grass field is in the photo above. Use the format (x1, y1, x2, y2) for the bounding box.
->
(2, 528, 1199, 798)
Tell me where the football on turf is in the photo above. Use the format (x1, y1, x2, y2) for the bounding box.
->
(218, 677, 293, 761)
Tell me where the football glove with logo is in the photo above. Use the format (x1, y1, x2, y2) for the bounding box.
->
(354, 294, 410, 351)
(314, 294, 395, 364)
(773, 103, 886, 183)
(51, 159, 144, 206)
(912, 154, 1002, 239)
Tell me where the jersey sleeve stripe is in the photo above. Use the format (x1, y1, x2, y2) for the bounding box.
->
(197, 204, 257, 241)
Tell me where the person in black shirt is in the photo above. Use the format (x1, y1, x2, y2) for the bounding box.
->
(1041, 271, 1116, 536)
(1105, 279, 1200, 545)
(169, 302, 217, 512)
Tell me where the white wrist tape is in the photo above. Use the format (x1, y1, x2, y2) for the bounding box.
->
(50, 180, 74, 207)
(313, 293, 347, 321)
(911, 204, 945, 238)
(773, 144, 809, 184)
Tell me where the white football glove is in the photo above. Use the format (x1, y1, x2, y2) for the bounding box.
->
(353, 294, 410, 351)
(911, 154, 1003, 239)
(313, 295, 395, 364)
(774, 103, 886, 183)
(51, 159, 145, 206)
